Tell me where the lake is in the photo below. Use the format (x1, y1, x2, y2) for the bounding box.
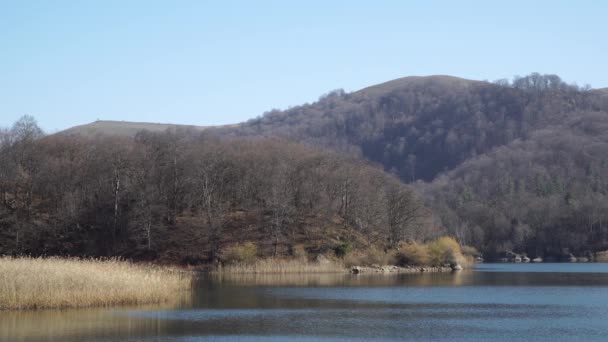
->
(3, 263, 608, 341)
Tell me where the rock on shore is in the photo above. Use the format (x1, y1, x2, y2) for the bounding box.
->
(351, 265, 456, 274)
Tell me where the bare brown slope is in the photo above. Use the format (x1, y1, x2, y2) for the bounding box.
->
(58, 120, 211, 137)
(354, 75, 482, 97)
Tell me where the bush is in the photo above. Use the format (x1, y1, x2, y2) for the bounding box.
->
(221, 242, 258, 265)
(291, 244, 308, 260)
(217, 257, 345, 274)
(343, 247, 395, 267)
(334, 242, 352, 258)
(396, 242, 430, 266)
(427, 236, 464, 266)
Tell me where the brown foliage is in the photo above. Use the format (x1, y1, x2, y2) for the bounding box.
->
(0, 117, 433, 263)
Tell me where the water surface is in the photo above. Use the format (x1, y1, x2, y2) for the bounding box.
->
(3, 263, 608, 341)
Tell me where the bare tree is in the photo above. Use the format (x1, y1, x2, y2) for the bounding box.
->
(385, 184, 425, 247)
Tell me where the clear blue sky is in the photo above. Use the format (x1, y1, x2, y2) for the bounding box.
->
(1, 0, 606, 132)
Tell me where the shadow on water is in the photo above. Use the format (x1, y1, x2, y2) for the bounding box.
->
(4, 264, 608, 341)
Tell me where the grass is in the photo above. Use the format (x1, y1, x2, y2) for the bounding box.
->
(0, 257, 192, 310)
(217, 257, 346, 274)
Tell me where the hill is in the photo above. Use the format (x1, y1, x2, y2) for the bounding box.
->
(221, 73, 603, 182)
(44, 73, 608, 258)
(58, 120, 210, 137)
(416, 111, 608, 259)
(0, 122, 433, 263)
(217, 73, 608, 258)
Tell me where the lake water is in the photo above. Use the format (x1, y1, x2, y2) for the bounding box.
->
(4, 263, 608, 341)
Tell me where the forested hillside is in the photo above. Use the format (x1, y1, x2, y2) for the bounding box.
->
(224, 74, 602, 182)
(418, 111, 608, 259)
(0, 117, 434, 263)
(6, 73, 608, 260)
(220, 73, 608, 258)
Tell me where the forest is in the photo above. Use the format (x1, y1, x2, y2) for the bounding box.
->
(2, 73, 608, 261)
(0, 117, 434, 263)
(219, 73, 608, 259)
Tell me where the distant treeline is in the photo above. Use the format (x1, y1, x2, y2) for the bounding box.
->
(0, 117, 435, 263)
(219, 73, 608, 258)
(419, 110, 608, 259)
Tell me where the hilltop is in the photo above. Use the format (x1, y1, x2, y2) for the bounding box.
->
(58, 120, 210, 137)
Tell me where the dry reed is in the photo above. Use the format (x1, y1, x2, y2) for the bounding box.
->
(0, 257, 191, 310)
(217, 257, 346, 274)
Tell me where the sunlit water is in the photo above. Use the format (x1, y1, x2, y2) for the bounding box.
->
(4, 263, 608, 341)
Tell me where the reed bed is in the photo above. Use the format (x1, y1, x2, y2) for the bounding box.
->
(0, 257, 191, 310)
(217, 258, 347, 274)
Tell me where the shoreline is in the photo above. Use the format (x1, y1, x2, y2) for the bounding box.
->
(350, 265, 456, 274)
(197, 261, 461, 275)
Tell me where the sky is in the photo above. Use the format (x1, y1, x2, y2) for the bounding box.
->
(1, 0, 607, 132)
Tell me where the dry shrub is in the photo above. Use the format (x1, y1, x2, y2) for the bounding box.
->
(343, 247, 395, 267)
(396, 242, 430, 266)
(333, 242, 352, 258)
(460, 245, 479, 267)
(427, 236, 466, 266)
(221, 242, 258, 265)
(291, 244, 308, 260)
(0, 257, 191, 310)
(218, 257, 345, 274)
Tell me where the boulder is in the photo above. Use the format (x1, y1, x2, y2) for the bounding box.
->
(532, 257, 543, 263)
(514, 256, 522, 263)
(451, 264, 463, 271)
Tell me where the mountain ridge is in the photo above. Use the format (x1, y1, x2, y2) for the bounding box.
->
(58, 119, 212, 137)
(53, 75, 495, 138)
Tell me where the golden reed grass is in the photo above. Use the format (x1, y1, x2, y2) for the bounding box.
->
(0, 257, 192, 310)
(217, 257, 347, 274)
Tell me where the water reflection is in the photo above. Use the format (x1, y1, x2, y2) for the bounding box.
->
(209, 265, 608, 288)
(0, 306, 168, 341)
(0, 297, 190, 341)
(4, 264, 608, 341)
(211, 271, 469, 287)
